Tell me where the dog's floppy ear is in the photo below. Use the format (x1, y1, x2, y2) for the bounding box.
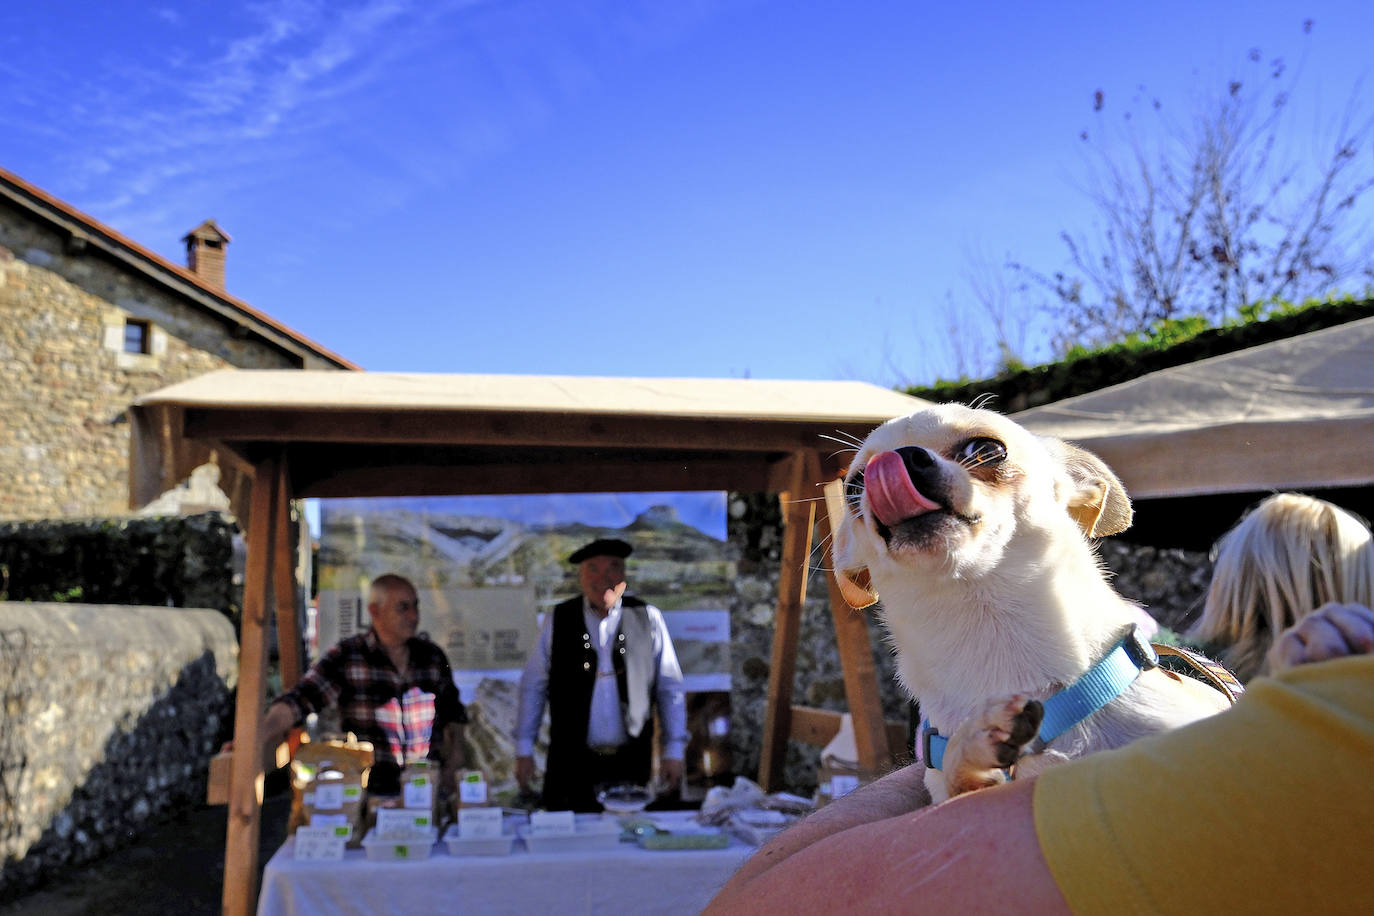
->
(835, 565, 879, 610)
(828, 503, 880, 609)
(1052, 441, 1133, 538)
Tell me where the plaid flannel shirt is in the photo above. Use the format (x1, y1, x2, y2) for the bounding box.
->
(274, 628, 466, 791)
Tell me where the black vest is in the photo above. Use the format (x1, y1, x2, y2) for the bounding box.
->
(542, 596, 657, 806)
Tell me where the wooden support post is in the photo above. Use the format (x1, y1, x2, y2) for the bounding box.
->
(819, 477, 894, 772)
(222, 453, 283, 916)
(272, 460, 302, 691)
(758, 450, 820, 791)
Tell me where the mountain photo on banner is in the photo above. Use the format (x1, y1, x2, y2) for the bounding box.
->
(313, 491, 734, 801)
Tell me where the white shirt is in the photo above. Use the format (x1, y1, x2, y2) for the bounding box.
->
(515, 597, 688, 760)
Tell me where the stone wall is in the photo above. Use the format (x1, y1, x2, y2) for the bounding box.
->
(1100, 538, 1213, 635)
(726, 493, 911, 791)
(0, 604, 238, 901)
(0, 207, 303, 521)
(724, 493, 1214, 793)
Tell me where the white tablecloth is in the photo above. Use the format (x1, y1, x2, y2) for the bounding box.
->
(257, 814, 756, 916)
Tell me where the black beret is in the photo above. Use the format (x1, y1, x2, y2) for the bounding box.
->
(568, 538, 633, 564)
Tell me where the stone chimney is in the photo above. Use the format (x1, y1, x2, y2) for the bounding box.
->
(182, 219, 231, 290)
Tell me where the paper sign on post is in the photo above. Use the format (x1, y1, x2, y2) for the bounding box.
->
(528, 810, 576, 837)
(457, 807, 503, 839)
(376, 807, 432, 837)
(293, 825, 350, 860)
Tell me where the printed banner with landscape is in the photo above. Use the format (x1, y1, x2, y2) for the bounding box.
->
(314, 492, 735, 800)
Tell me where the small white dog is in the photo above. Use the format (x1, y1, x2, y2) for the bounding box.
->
(830, 403, 1234, 802)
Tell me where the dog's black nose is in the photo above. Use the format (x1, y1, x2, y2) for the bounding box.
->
(894, 446, 936, 476)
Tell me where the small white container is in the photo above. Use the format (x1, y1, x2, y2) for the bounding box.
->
(360, 828, 437, 861)
(441, 825, 518, 857)
(517, 818, 622, 853)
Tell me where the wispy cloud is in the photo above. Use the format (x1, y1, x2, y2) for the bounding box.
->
(4, 0, 735, 246)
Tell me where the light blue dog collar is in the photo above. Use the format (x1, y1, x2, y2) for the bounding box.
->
(923, 625, 1158, 771)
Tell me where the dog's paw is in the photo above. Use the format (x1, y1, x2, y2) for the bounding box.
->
(942, 694, 1044, 797)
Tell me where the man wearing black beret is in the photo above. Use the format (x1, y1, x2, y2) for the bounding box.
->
(514, 538, 688, 811)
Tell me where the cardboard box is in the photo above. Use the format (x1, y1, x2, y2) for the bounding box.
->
(206, 752, 233, 806)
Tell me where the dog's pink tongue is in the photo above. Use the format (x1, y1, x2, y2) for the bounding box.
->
(866, 450, 940, 526)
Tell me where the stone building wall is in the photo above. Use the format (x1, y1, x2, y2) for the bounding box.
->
(0, 604, 238, 902)
(0, 208, 304, 521)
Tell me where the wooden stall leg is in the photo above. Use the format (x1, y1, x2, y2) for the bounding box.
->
(819, 477, 894, 773)
(272, 460, 302, 692)
(758, 451, 820, 792)
(222, 453, 283, 916)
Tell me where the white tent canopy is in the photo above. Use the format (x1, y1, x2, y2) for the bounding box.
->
(1013, 316, 1374, 500)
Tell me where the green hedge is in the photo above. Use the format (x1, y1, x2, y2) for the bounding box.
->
(907, 297, 1374, 410)
(0, 513, 240, 624)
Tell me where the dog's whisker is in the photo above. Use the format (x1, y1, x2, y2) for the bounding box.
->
(826, 429, 867, 448)
(783, 495, 832, 506)
(818, 434, 862, 452)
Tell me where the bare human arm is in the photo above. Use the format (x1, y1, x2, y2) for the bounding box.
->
(514, 755, 536, 793)
(438, 721, 465, 800)
(258, 700, 297, 754)
(704, 766, 1068, 915)
(222, 699, 297, 758)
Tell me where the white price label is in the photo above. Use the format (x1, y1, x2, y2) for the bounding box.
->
(376, 807, 431, 837)
(293, 826, 348, 860)
(312, 782, 344, 810)
(403, 776, 433, 810)
(457, 807, 503, 839)
(458, 773, 488, 805)
(528, 810, 576, 836)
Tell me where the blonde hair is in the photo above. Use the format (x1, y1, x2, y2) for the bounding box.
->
(1191, 493, 1374, 681)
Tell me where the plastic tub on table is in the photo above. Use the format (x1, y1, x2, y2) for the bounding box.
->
(516, 818, 622, 853)
(360, 828, 438, 861)
(441, 825, 518, 857)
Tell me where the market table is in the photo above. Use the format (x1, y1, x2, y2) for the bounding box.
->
(256, 814, 757, 916)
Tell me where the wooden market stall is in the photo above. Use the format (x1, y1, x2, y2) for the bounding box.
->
(128, 369, 927, 916)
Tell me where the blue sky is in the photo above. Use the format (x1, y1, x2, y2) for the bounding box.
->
(3, 0, 1371, 384)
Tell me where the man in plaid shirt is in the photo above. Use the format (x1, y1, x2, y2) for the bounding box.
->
(259, 574, 467, 796)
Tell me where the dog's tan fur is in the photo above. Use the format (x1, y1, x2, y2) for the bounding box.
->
(831, 404, 1229, 802)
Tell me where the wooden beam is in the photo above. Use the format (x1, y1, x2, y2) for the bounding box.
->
(789, 705, 908, 755)
(758, 449, 821, 791)
(222, 454, 281, 916)
(820, 477, 895, 772)
(272, 459, 302, 691)
(293, 458, 776, 500)
(185, 407, 879, 455)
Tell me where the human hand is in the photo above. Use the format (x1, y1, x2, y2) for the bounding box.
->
(1267, 603, 1374, 674)
(515, 755, 536, 792)
(659, 758, 684, 791)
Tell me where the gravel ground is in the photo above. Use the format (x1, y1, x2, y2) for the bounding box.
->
(1, 788, 291, 916)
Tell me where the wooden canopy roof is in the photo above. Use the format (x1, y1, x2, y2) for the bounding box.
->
(131, 369, 928, 521)
(128, 368, 926, 916)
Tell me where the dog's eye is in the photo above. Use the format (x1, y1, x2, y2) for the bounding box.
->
(844, 470, 864, 513)
(955, 437, 1007, 469)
